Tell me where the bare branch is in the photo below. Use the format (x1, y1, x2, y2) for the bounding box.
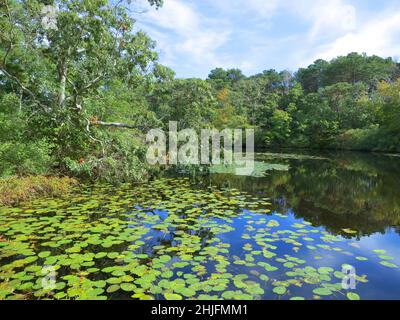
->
(93, 120, 145, 130)
(81, 75, 104, 92)
(85, 117, 105, 156)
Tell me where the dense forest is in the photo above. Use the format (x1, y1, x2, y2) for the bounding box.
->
(1, 0, 400, 183)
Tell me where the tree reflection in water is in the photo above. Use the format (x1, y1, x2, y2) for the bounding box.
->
(201, 151, 400, 237)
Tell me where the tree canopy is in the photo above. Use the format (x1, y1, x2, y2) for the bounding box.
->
(1, 1, 399, 182)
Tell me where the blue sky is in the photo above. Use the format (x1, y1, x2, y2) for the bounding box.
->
(134, 0, 400, 78)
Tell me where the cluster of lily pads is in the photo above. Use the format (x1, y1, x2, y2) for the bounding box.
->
(210, 161, 290, 177)
(0, 178, 397, 300)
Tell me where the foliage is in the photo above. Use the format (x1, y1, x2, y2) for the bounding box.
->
(264, 109, 292, 146)
(148, 78, 217, 130)
(0, 177, 382, 300)
(63, 131, 150, 183)
(207, 56, 400, 151)
(0, 93, 55, 176)
(0, 0, 162, 181)
(332, 128, 400, 152)
(0, 175, 77, 206)
(296, 53, 398, 93)
(1, 1, 400, 185)
(375, 79, 400, 134)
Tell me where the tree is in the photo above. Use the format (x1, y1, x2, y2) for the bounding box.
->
(297, 53, 398, 93)
(324, 53, 397, 88)
(0, 92, 53, 176)
(264, 109, 292, 146)
(148, 78, 218, 130)
(0, 0, 165, 179)
(208, 68, 245, 89)
(375, 79, 400, 134)
(0, 0, 161, 154)
(319, 82, 370, 130)
(296, 59, 329, 93)
(294, 93, 339, 146)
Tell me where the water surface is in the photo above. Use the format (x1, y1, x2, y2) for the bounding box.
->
(1, 151, 399, 300)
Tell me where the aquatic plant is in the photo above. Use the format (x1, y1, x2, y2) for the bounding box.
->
(0, 178, 395, 300)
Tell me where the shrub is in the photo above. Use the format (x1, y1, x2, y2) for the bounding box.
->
(331, 128, 400, 152)
(63, 131, 151, 183)
(0, 140, 54, 177)
(0, 93, 55, 177)
(0, 176, 78, 207)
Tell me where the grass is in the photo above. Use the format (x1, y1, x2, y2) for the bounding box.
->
(0, 176, 78, 207)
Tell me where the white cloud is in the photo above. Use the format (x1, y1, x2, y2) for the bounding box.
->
(136, 0, 400, 77)
(177, 31, 231, 62)
(306, 0, 357, 40)
(207, 0, 280, 18)
(138, 0, 232, 76)
(310, 11, 400, 64)
(144, 0, 199, 36)
(241, 0, 280, 18)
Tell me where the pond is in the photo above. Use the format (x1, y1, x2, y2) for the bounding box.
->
(1, 151, 400, 300)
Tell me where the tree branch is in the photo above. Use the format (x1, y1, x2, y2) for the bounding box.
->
(0, 66, 50, 113)
(93, 120, 146, 130)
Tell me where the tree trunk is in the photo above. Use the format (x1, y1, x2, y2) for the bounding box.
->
(58, 63, 67, 107)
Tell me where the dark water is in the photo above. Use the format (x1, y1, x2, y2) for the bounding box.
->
(208, 151, 400, 237)
(1, 150, 400, 300)
(204, 150, 400, 299)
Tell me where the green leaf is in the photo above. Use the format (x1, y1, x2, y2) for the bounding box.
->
(164, 293, 182, 300)
(342, 228, 357, 234)
(347, 292, 360, 300)
(273, 286, 286, 295)
(159, 255, 172, 263)
(318, 267, 334, 274)
(290, 296, 305, 300)
(313, 288, 332, 296)
(355, 256, 368, 261)
(38, 251, 51, 258)
(120, 283, 136, 292)
(106, 284, 120, 293)
(380, 261, 398, 268)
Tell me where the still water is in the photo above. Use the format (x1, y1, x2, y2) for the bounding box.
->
(205, 150, 400, 300)
(0, 151, 399, 300)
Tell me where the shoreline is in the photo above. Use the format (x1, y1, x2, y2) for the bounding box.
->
(0, 176, 78, 207)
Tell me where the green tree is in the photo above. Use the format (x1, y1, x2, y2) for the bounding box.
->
(264, 109, 292, 146)
(319, 82, 370, 130)
(148, 78, 218, 130)
(0, 0, 163, 179)
(296, 59, 329, 93)
(208, 68, 245, 90)
(375, 80, 400, 134)
(297, 53, 399, 93)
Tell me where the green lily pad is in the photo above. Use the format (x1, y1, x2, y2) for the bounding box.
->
(164, 293, 183, 300)
(273, 286, 286, 295)
(290, 296, 305, 300)
(106, 285, 120, 293)
(347, 292, 360, 300)
(380, 261, 398, 268)
(38, 251, 51, 258)
(313, 288, 332, 296)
